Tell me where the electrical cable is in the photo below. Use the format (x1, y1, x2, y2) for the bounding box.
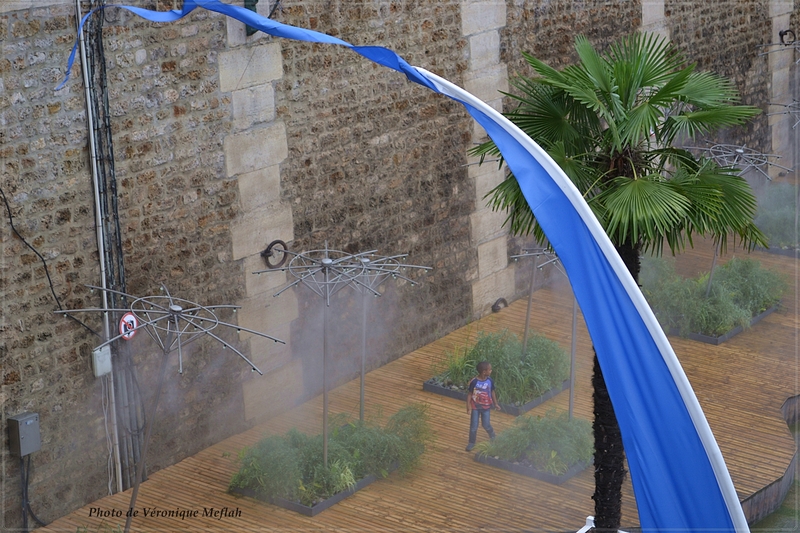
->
(0, 185, 99, 338)
(82, 0, 149, 491)
(267, 0, 282, 18)
(20, 456, 47, 532)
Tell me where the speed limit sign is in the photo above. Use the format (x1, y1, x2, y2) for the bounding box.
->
(119, 312, 138, 340)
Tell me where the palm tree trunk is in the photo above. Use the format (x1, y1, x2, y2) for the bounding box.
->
(592, 242, 639, 532)
(592, 355, 625, 531)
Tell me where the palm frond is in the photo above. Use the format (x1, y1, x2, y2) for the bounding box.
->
(592, 175, 691, 247)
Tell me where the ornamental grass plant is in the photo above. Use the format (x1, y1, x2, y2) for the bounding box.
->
(755, 182, 798, 252)
(475, 409, 593, 476)
(640, 256, 786, 337)
(430, 329, 569, 406)
(228, 403, 433, 507)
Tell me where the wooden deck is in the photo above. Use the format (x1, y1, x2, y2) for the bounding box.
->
(38, 239, 798, 532)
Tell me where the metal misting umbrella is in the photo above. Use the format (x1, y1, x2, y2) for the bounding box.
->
(255, 242, 363, 468)
(511, 249, 578, 419)
(254, 242, 430, 465)
(351, 253, 431, 421)
(56, 284, 285, 533)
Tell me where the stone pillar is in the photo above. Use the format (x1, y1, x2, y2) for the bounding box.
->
(641, 0, 668, 39)
(220, 7, 304, 423)
(461, 0, 516, 318)
(768, 0, 795, 178)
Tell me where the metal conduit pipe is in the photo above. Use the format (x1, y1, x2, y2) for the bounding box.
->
(75, 0, 123, 494)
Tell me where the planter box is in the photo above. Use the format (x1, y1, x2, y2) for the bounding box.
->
(756, 246, 798, 258)
(230, 472, 382, 516)
(474, 453, 591, 485)
(669, 305, 778, 345)
(422, 379, 569, 416)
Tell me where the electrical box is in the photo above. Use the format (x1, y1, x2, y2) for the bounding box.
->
(8, 412, 41, 457)
(92, 345, 112, 377)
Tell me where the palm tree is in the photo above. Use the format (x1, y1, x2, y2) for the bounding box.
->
(473, 33, 765, 531)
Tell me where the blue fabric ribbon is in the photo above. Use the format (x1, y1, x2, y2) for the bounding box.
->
(58, 0, 435, 91)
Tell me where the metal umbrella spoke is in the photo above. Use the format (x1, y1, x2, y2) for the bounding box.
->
(54, 308, 172, 350)
(757, 30, 800, 63)
(685, 143, 793, 181)
(768, 100, 800, 130)
(202, 329, 265, 376)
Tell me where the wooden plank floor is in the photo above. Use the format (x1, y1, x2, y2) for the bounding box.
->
(38, 239, 798, 532)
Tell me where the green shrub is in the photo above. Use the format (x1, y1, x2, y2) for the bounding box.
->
(714, 257, 787, 316)
(755, 182, 799, 250)
(475, 410, 593, 475)
(641, 256, 786, 337)
(431, 329, 569, 406)
(229, 403, 434, 506)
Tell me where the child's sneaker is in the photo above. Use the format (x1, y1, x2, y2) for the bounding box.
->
(465, 443, 475, 452)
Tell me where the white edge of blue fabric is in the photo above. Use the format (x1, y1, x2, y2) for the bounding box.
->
(414, 67, 749, 533)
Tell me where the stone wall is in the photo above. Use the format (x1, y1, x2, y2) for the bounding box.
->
(666, 0, 773, 153)
(2, 0, 797, 528)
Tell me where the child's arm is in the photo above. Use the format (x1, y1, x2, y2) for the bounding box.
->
(466, 378, 475, 413)
(491, 389, 500, 410)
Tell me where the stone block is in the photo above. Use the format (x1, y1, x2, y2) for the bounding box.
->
(463, 64, 509, 105)
(226, 13, 247, 48)
(769, 0, 793, 17)
(468, 156, 507, 201)
(477, 235, 509, 277)
(770, 124, 792, 171)
(236, 290, 299, 336)
(462, 1, 507, 37)
(470, 208, 508, 244)
(244, 254, 290, 297)
(641, 0, 665, 28)
(471, 267, 515, 319)
(232, 84, 276, 132)
(247, 321, 292, 371)
(230, 202, 294, 260)
(242, 357, 305, 422)
(771, 67, 791, 103)
(238, 164, 282, 212)
(224, 122, 288, 177)
(769, 16, 794, 72)
(219, 42, 283, 93)
(469, 31, 500, 72)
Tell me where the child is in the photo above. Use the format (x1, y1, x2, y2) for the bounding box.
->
(465, 361, 499, 451)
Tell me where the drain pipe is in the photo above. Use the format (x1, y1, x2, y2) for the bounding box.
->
(75, 0, 123, 495)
